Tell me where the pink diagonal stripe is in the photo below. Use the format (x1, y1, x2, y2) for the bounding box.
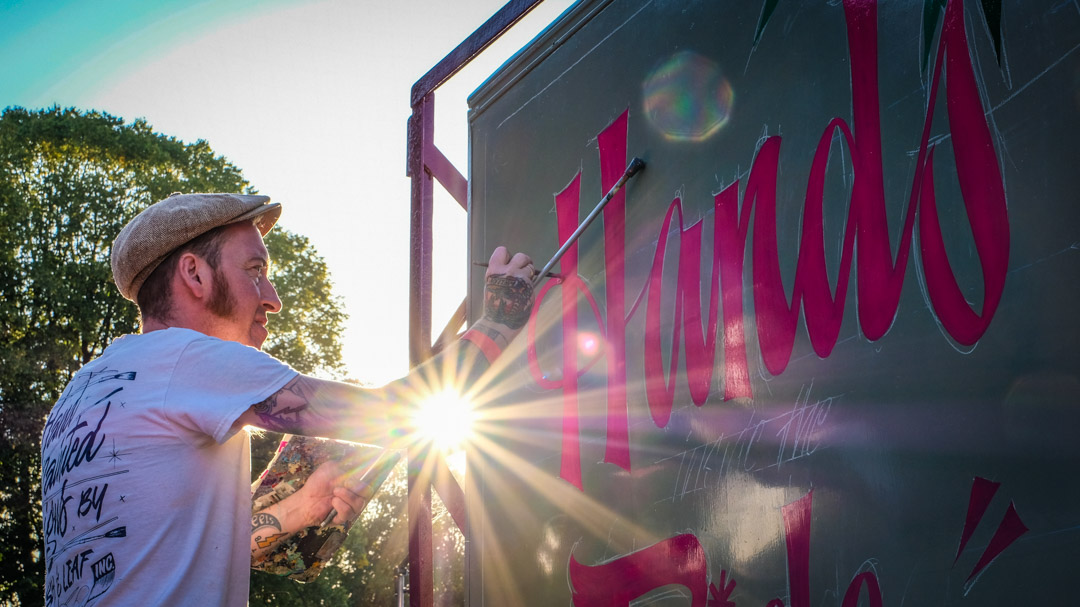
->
(966, 501, 1028, 582)
(956, 476, 999, 563)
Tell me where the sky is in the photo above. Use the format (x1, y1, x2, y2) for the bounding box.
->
(1, 0, 575, 385)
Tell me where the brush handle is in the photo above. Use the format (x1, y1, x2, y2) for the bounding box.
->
(320, 450, 403, 527)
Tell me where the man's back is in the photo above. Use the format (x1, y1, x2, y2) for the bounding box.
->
(40, 328, 295, 607)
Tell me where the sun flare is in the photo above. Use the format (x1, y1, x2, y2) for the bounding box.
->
(414, 390, 476, 452)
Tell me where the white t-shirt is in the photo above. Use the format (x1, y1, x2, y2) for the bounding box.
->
(40, 328, 298, 607)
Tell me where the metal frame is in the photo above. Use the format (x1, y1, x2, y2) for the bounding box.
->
(406, 2, 546, 605)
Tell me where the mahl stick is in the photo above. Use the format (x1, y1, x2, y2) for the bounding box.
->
(529, 157, 645, 287)
(472, 158, 645, 286)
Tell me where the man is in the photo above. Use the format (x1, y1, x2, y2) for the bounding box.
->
(40, 192, 535, 606)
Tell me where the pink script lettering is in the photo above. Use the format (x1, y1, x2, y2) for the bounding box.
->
(526, 0, 1008, 486)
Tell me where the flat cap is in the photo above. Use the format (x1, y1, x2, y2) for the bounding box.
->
(111, 192, 282, 301)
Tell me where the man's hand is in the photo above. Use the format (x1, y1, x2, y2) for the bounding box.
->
(292, 459, 372, 527)
(250, 459, 373, 562)
(482, 246, 535, 331)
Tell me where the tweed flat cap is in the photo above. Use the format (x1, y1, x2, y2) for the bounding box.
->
(111, 192, 282, 301)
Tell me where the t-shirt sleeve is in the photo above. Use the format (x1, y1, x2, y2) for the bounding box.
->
(165, 336, 300, 444)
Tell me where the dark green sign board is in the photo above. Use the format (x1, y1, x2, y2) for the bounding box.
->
(465, 1, 1079, 604)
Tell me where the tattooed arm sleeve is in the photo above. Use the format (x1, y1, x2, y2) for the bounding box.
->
(234, 251, 535, 444)
(236, 374, 404, 444)
(234, 351, 499, 443)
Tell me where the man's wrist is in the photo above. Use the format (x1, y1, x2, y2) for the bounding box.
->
(472, 320, 511, 346)
(463, 321, 511, 363)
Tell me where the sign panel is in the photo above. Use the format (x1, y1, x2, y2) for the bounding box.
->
(466, 1, 1080, 604)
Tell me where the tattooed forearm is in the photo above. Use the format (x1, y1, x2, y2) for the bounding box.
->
(251, 510, 291, 561)
(451, 339, 490, 388)
(252, 512, 282, 532)
(254, 532, 288, 549)
(483, 274, 533, 329)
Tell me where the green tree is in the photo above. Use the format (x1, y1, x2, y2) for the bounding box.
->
(261, 229, 346, 378)
(0, 106, 352, 605)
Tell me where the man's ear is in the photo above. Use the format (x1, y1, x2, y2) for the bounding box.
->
(176, 252, 210, 299)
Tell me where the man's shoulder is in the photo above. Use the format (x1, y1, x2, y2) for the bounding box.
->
(91, 328, 227, 369)
(112, 327, 228, 351)
(100, 327, 293, 378)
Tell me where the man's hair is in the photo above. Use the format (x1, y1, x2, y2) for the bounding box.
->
(136, 224, 231, 325)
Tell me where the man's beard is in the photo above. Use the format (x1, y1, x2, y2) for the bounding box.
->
(207, 268, 237, 319)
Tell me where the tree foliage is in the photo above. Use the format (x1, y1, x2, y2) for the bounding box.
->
(0, 106, 355, 605)
(262, 229, 346, 378)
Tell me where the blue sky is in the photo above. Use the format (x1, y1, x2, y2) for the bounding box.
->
(1, 0, 574, 383)
(1, 0, 282, 104)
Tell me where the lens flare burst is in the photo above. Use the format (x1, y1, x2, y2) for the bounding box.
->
(413, 390, 476, 452)
(401, 292, 673, 605)
(643, 50, 734, 142)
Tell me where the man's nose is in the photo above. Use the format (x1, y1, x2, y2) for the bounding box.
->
(262, 278, 283, 313)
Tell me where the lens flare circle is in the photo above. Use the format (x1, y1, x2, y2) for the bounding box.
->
(414, 390, 475, 451)
(643, 50, 734, 142)
(577, 332, 600, 357)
